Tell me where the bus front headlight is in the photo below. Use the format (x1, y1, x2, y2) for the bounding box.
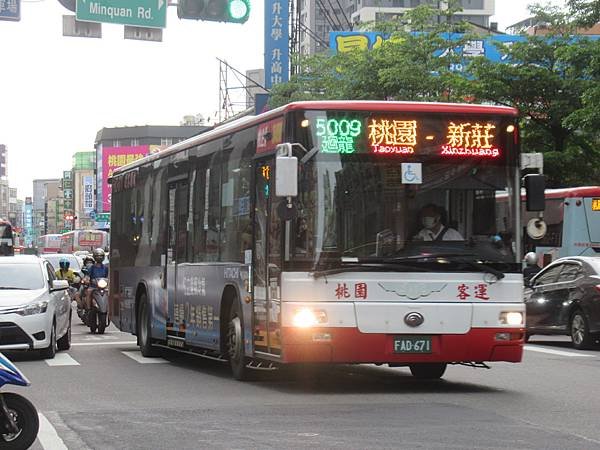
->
(499, 311, 523, 326)
(292, 308, 327, 328)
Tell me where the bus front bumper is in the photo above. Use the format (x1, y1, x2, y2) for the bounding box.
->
(280, 327, 524, 364)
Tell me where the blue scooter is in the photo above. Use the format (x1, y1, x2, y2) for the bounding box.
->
(0, 353, 39, 449)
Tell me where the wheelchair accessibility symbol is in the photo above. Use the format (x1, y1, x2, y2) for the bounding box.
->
(401, 163, 422, 184)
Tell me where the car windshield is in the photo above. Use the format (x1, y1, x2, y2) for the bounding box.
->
(43, 255, 81, 272)
(0, 264, 45, 290)
(288, 110, 520, 271)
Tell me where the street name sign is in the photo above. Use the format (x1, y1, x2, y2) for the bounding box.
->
(76, 0, 166, 28)
(0, 0, 20, 21)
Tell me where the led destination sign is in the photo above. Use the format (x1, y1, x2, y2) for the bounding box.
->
(315, 118, 362, 154)
(310, 113, 507, 159)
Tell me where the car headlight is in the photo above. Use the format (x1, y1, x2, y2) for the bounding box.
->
(292, 308, 327, 328)
(16, 301, 48, 316)
(499, 311, 523, 326)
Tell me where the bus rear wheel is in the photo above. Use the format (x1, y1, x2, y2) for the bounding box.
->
(409, 363, 447, 380)
(227, 301, 250, 381)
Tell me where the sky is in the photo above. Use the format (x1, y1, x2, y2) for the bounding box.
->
(0, 0, 567, 198)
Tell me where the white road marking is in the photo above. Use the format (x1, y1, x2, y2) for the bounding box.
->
(525, 345, 596, 358)
(122, 351, 169, 364)
(38, 412, 68, 450)
(45, 353, 80, 366)
(71, 341, 137, 347)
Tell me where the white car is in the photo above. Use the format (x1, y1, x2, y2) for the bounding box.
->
(0, 255, 72, 358)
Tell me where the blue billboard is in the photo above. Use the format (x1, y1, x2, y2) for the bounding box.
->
(330, 32, 600, 72)
(264, 0, 289, 89)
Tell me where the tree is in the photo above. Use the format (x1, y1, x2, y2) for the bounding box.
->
(465, 5, 600, 186)
(567, 0, 600, 28)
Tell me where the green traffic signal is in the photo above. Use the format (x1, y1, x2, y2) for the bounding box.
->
(177, 0, 250, 23)
(228, 0, 250, 22)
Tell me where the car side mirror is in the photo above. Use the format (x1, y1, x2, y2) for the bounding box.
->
(51, 280, 69, 292)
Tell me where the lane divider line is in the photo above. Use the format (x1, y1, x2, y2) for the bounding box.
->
(122, 351, 170, 364)
(45, 353, 80, 367)
(71, 341, 137, 347)
(38, 412, 68, 450)
(524, 345, 596, 358)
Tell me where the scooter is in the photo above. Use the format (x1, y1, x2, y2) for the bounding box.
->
(0, 353, 39, 449)
(74, 276, 89, 325)
(88, 278, 110, 334)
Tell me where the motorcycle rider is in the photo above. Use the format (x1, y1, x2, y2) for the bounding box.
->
(523, 251, 541, 285)
(85, 249, 109, 310)
(81, 255, 94, 276)
(55, 258, 76, 283)
(55, 258, 80, 305)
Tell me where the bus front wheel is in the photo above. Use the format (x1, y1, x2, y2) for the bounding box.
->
(138, 294, 158, 357)
(409, 363, 447, 380)
(227, 301, 250, 381)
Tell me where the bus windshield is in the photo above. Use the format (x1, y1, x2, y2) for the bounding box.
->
(289, 110, 520, 269)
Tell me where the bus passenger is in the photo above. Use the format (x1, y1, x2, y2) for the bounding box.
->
(414, 204, 463, 241)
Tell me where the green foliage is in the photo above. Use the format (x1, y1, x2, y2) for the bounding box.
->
(269, 2, 600, 187)
(567, 0, 600, 28)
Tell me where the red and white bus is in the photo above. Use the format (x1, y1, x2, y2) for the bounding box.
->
(37, 234, 62, 254)
(110, 101, 534, 380)
(60, 230, 109, 254)
(524, 186, 600, 265)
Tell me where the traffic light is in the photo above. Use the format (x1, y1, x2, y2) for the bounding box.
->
(177, 0, 250, 23)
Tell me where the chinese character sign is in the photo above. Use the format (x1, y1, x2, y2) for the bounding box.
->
(101, 146, 149, 212)
(265, 0, 289, 89)
(83, 176, 94, 213)
(441, 122, 500, 158)
(368, 119, 418, 155)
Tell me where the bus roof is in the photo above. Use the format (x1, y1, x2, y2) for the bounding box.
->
(544, 187, 600, 199)
(112, 100, 519, 179)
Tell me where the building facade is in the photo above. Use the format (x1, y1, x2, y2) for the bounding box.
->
(32, 179, 61, 240)
(94, 125, 209, 227)
(0, 144, 6, 179)
(0, 180, 9, 221)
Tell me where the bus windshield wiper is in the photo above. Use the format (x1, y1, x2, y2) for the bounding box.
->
(312, 261, 431, 278)
(384, 253, 505, 280)
(0, 287, 31, 290)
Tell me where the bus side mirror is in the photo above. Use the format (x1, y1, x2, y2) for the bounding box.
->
(275, 155, 298, 198)
(524, 174, 545, 212)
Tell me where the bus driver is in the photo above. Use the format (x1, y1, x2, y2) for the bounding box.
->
(414, 204, 464, 241)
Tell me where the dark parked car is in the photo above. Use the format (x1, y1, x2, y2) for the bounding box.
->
(524, 256, 600, 349)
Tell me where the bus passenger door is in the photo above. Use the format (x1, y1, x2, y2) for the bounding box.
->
(165, 180, 188, 333)
(253, 159, 282, 356)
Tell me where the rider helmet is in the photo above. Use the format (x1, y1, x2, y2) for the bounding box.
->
(92, 248, 105, 264)
(524, 252, 538, 266)
(59, 257, 70, 270)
